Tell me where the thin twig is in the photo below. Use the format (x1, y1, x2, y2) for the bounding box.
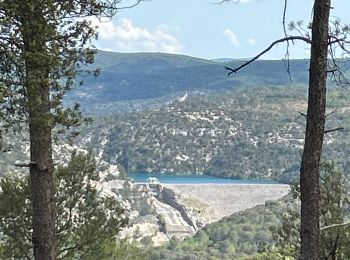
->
(298, 111, 307, 118)
(327, 68, 338, 73)
(282, 0, 292, 80)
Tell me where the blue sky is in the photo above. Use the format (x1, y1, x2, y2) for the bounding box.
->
(92, 0, 350, 60)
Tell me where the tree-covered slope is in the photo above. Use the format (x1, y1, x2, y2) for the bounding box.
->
(67, 51, 311, 114)
(81, 85, 350, 183)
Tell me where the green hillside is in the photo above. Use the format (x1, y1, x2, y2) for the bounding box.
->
(80, 85, 350, 183)
(61, 52, 350, 182)
(67, 51, 311, 114)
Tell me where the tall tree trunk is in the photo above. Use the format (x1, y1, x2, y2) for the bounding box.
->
(300, 0, 331, 259)
(27, 74, 55, 260)
(23, 4, 56, 260)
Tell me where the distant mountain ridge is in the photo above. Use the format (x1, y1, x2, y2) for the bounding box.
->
(66, 51, 311, 114)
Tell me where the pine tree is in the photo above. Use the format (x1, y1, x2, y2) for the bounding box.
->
(0, 1, 142, 259)
(0, 152, 128, 259)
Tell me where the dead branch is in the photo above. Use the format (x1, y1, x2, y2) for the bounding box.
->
(327, 68, 338, 73)
(282, 0, 288, 37)
(321, 222, 350, 231)
(282, 0, 293, 81)
(298, 111, 307, 118)
(324, 127, 344, 134)
(15, 162, 38, 167)
(225, 36, 311, 76)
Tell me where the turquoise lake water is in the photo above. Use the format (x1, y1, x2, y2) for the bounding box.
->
(128, 172, 278, 184)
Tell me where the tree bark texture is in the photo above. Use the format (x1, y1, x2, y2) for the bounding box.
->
(23, 4, 56, 260)
(300, 0, 331, 259)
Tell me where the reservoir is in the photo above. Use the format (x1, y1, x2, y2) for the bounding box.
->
(128, 172, 278, 184)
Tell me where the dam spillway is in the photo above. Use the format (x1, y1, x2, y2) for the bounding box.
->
(135, 177, 290, 240)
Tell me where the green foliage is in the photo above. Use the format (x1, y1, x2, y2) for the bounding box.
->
(264, 161, 350, 259)
(0, 176, 32, 259)
(0, 152, 128, 259)
(0, 1, 101, 134)
(117, 181, 154, 217)
(83, 85, 303, 180)
(103, 239, 153, 260)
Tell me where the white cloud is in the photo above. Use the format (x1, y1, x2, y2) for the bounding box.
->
(222, 29, 240, 47)
(247, 37, 256, 46)
(90, 18, 184, 54)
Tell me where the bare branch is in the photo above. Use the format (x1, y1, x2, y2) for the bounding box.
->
(14, 162, 38, 167)
(225, 36, 311, 76)
(324, 127, 344, 134)
(328, 37, 348, 45)
(327, 68, 338, 73)
(116, 0, 145, 10)
(321, 222, 350, 231)
(298, 110, 338, 120)
(281, 0, 293, 81)
(282, 0, 288, 37)
(298, 111, 307, 118)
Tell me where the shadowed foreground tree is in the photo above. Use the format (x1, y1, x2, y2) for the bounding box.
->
(224, 0, 349, 258)
(0, 1, 143, 259)
(267, 161, 350, 260)
(299, 1, 330, 258)
(0, 152, 128, 259)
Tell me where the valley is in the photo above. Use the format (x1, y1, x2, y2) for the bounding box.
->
(80, 84, 350, 184)
(2, 51, 350, 259)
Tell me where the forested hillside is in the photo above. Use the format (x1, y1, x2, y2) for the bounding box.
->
(66, 51, 312, 114)
(79, 85, 350, 183)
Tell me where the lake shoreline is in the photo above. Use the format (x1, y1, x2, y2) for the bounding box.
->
(128, 172, 280, 185)
(136, 182, 289, 186)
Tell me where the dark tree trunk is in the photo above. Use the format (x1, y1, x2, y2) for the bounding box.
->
(300, 0, 331, 259)
(27, 77, 55, 260)
(23, 4, 56, 260)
